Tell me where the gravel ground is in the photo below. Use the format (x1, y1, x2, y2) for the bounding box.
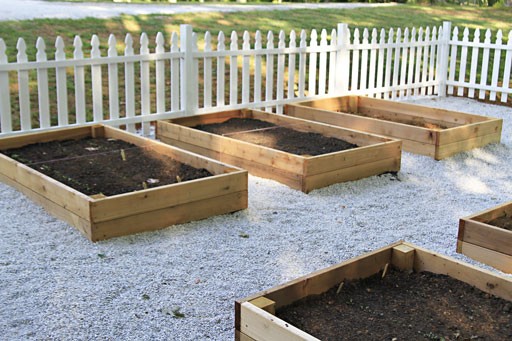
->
(0, 96, 511, 340)
(0, 0, 395, 21)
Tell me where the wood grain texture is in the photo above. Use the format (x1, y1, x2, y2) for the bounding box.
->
(286, 96, 502, 160)
(157, 109, 401, 193)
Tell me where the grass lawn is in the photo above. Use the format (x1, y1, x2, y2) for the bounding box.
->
(0, 4, 510, 58)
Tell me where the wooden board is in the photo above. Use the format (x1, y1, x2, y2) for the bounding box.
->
(235, 241, 512, 341)
(285, 96, 502, 160)
(156, 109, 402, 193)
(0, 125, 248, 242)
(457, 202, 512, 273)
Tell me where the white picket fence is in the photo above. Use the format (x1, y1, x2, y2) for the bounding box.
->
(0, 21, 510, 137)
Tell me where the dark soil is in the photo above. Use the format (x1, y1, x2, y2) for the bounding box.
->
(488, 214, 512, 231)
(2, 137, 212, 196)
(339, 110, 449, 130)
(276, 268, 512, 341)
(193, 118, 358, 156)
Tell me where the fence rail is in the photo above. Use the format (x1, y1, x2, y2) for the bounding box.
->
(0, 21, 511, 137)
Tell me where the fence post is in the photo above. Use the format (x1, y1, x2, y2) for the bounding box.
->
(336, 23, 350, 95)
(437, 21, 452, 97)
(180, 24, 197, 116)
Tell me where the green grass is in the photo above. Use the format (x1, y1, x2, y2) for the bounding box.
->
(0, 5, 510, 60)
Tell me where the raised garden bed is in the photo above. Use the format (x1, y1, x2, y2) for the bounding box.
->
(285, 96, 502, 160)
(235, 241, 512, 341)
(458, 201, 512, 273)
(156, 109, 401, 193)
(0, 125, 248, 242)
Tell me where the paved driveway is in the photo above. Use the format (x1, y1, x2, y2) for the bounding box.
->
(0, 0, 396, 21)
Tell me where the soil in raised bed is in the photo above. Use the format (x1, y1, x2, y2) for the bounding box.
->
(488, 214, 512, 231)
(276, 268, 512, 340)
(337, 110, 450, 130)
(193, 118, 358, 156)
(2, 137, 212, 196)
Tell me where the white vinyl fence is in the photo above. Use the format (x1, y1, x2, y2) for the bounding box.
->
(0, 21, 510, 137)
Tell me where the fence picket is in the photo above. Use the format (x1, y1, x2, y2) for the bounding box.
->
(155, 32, 166, 114)
(170, 32, 180, 112)
(468, 29, 480, 98)
(318, 29, 327, 96)
(428, 27, 437, 95)
(437, 23, 450, 96)
(391, 28, 401, 100)
(457, 28, 470, 97)
(501, 31, 512, 103)
(447, 27, 459, 95)
(400, 28, 409, 98)
(140, 33, 151, 135)
(192, 32, 199, 112)
(352, 28, 360, 92)
(479, 30, 491, 100)
(336, 24, 350, 93)
(298, 30, 307, 98)
(73, 36, 86, 125)
(414, 28, 424, 96)
(328, 29, 336, 94)
(489, 30, 502, 101)
(265, 31, 274, 112)
(36, 37, 50, 128)
(216, 31, 225, 107)
(420, 27, 430, 96)
(288, 30, 297, 100)
(254, 31, 262, 105)
(230, 31, 238, 105)
(276, 30, 286, 114)
(107, 34, 120, 122)
(203, 31, 212, 108)
(90, 35, 103, 123)
(55, 37, 69, 126)
(383, 28, 393, 100)
(0, 39, 12, 133)
(242, 31, 251, 105)
(124, 33, 136, 133)
(376, 29, 385, 99)
(308, 29, 318, 96)
(17, 38, 31, 131)
(368, 29, 378, 97)
(406, 28, 416, 98)
(360, 29, 369, 94)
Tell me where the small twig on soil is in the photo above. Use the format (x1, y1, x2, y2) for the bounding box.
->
(336, 281, 344, 295)
(382, 263, 389, 279)
(176, 175, 182, 183)
(221, 123, 302, 137)
(120, 149, 126, 161)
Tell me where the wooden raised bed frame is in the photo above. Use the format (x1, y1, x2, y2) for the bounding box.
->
(156, 109, 401, 193)
(285, 96, 502, 160)
(0, 125, 248, 242)
(458, 202, 512, 274)
(235, 241, 512, 341)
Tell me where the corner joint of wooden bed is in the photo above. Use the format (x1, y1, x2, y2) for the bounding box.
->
(91, 125, 105, 138)
(249, 297, 276, 315)
(391, 244, 415, 272)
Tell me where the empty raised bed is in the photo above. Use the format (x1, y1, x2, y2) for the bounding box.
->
(458, 201, 512, 274)
(156, 109, 401, 193)
(285, 96, 502, 160)
(0, 125, 248, 242)
(235, 241, 512, 341)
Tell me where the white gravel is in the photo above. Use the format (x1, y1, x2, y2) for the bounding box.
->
(0, 0, 396, 21)
(0, 96, 511, 340)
